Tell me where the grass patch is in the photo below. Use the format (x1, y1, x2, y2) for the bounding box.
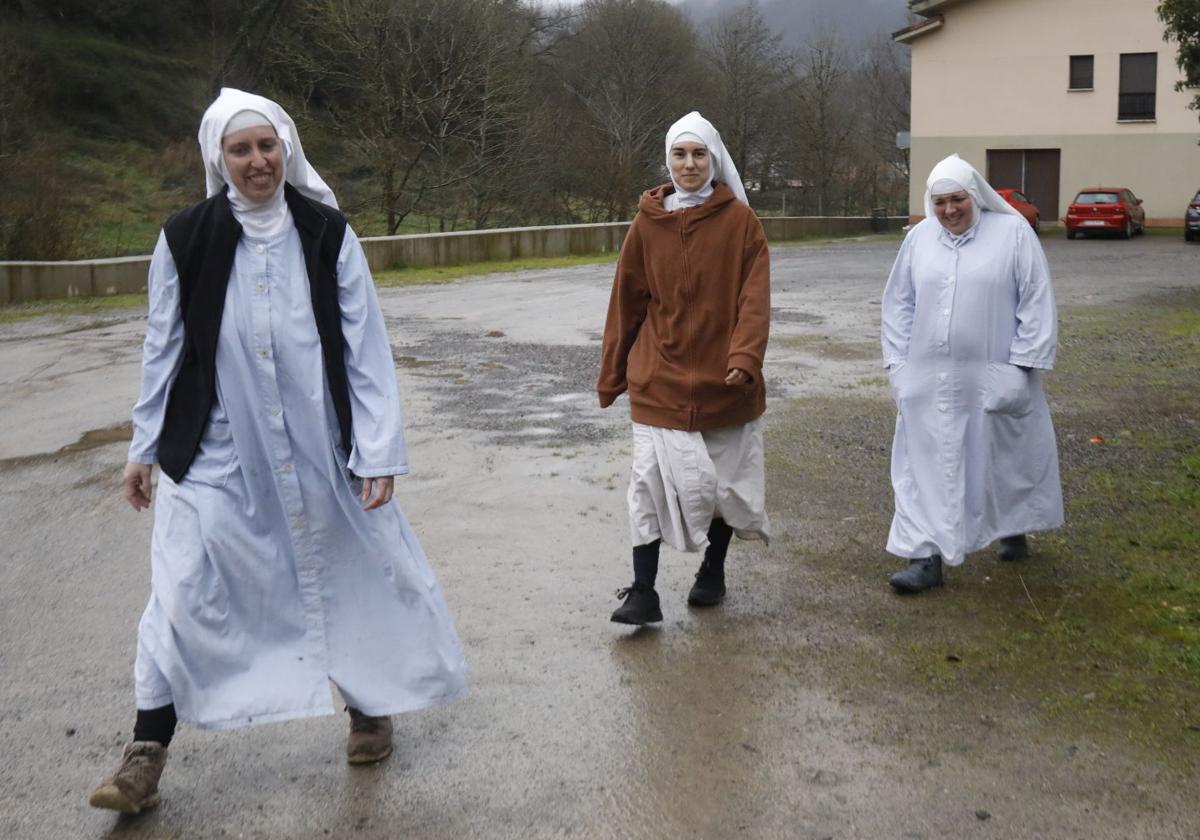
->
(765, 290, 1200, 766)
(374, 252, 618, 287)
(0, 293, 146, 323)
(774, 333, 877, 361)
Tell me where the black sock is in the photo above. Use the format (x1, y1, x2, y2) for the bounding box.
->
(632, 540, 661, 588)
(133, 704, 178, 748)
(704, 519, 734, 572)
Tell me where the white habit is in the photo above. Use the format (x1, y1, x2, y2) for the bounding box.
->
(881, 158, 1064, 566)
(629, 420, 770, 552)
(127, 88, 467, 729)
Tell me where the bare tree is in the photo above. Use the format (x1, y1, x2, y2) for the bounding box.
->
(851, 33, 910, 213)
(269, 0, 539, 234)
(788, 33, 855, 215)
(703, 0, 795, 188)
(553, 0, 702, 220)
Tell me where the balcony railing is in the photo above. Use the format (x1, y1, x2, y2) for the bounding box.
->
(1118, 92, 1155, 120)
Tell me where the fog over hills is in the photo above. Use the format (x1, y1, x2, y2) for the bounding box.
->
(548, 0, 912, 45)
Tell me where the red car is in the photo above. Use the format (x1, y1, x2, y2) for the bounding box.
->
(995, 188, 1041, 231)
(1065, 187, 1146, 239)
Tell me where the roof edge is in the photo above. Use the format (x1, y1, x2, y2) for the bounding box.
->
(892, 15, 944, 44)
(908, 0, 968, 17)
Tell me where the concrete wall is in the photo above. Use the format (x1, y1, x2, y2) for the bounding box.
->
(358, 222, 632, 273)
(904, 0, 1199, 223)
(0, 216, 903, 305)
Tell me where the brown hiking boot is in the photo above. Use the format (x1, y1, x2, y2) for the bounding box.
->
(88, 741, 167, 814)
(346, 707, 393, 765)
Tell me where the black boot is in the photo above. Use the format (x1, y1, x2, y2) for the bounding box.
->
(611, 583, 663, 625)
(687, 559, 726, 606)
(688, 519, 732, 607)
(996, 534, 1028, 561)
(888, 555, 944, 593)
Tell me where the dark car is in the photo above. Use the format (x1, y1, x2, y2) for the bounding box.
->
(1065, 188, 1146, 239)
(995, 188, 1040, 231)
(1186, 189, 1200, 242)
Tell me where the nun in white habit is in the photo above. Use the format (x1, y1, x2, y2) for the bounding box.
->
(881, 154, 1063, 594)
(90, 89, 467, 816)
(598, 111, 771, 626)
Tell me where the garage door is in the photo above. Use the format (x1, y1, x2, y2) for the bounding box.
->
(986, 149, 1061, 222)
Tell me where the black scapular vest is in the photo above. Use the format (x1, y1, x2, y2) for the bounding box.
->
(156, 183, 352, 483)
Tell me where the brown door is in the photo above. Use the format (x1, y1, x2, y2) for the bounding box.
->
(986, 148, 1061, 223)
(986, 150, 1024, 191)
(1024, 150, 1060, 223)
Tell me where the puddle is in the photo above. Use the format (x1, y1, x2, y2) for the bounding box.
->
(0, 422, 132, 470)
(393, 354, 441, 368)
(58, 422, 133, 453)
(772, 308, 826, 325)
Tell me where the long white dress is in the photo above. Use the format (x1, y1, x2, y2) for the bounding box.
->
(881, 210, 1063, 566)
(128, 223, 467, 729)
(628, 420, 770, 551)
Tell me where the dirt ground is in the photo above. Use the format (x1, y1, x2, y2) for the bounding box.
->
(0, 232, 1197, 839)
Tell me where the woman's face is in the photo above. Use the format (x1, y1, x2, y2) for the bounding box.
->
(222, 125, 283, 202)
(932, 190, 973, 235)
(670, 141, 712, 192)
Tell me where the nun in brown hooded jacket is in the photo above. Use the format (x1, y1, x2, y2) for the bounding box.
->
(598, 111, 771, 626)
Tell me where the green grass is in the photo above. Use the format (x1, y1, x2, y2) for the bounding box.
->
(373, 252, 618, 287)
(0, 293, 147, 323)
(765, 291, 1200, 765)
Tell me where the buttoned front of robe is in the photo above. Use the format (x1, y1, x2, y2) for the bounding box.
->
(128, 224, 467, 729)
(880, 211, 1064, 566)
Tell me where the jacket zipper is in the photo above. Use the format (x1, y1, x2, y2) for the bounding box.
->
(679, 211, 697, 429)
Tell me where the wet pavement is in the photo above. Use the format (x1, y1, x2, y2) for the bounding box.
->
(1, 233, 1198, 838)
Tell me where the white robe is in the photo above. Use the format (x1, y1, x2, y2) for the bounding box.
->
(129, 225, 467, 729)
(628, 420, 770, 552)
(881, 211, 1064, 566)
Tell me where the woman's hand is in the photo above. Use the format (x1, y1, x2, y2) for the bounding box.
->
(725, 368, 752, 386)
(123, 461, 153, 511)
(360, 476, 395, 511)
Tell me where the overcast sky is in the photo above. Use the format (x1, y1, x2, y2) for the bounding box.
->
(544, 0, 911, 45)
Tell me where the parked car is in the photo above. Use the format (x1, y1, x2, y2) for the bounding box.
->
(995, 188, 1041, 231)
(1065, 188, 1146, 239)
(1185, 189, 1200, 242)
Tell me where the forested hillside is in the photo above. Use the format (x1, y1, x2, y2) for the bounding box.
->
(0, 0, 911, 260)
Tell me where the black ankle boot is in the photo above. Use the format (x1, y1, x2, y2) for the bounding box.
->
(996, 534, 1028, 561)
(687, 559, 726, 607)
(888, 555, 944, 593)
(611, 582, 663, 625)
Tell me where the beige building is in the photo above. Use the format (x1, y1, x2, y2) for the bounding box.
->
(895, 0, 1200, 226)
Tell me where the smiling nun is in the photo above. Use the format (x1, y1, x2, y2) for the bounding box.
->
(88, 89, 467, 815)
(597, 111, 771, 626)
(881, 154, 1064, 594)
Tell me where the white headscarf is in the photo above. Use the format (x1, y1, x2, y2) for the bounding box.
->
(198, 88, 337, 239)
(663, 111, 749, 211)
(923, 154, 1022, 234)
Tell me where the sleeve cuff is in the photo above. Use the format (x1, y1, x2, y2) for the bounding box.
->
(127, 447, 156, 465)
(353, 466, 409, 478)
(598, 388, 625, 408)
(727, 353, 762, 382)
(1008, 355, 1053, 370)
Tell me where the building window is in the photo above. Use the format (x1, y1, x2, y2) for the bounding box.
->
(1118, 52, 1157, 120)
(1069, 55, 1093, 90)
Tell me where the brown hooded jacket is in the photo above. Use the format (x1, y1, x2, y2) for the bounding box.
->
(597, 182, 770, 431)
